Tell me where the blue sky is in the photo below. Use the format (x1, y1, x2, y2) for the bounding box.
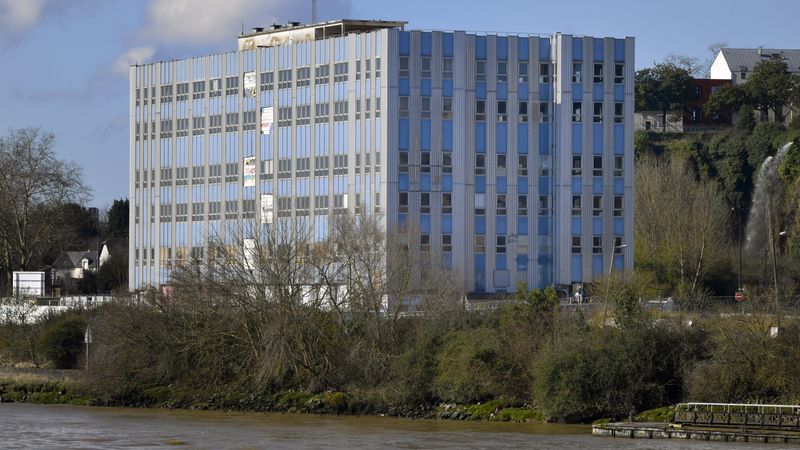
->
(0, 0, 798, 208)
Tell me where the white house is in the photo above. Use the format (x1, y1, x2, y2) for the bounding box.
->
(710, 48, 800, 84)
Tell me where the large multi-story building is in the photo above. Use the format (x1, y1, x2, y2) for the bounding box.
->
(129, 19, 634, 294)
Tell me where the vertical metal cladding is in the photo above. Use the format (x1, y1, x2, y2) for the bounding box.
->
(129, 22, 634, 295)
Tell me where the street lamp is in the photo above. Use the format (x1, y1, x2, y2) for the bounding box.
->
(731, 205, 745, 291)
(602, 243, 628, 325)
(773, 230, 787, 315)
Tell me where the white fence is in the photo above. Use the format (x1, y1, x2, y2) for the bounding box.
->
(0, 295, 120, 324)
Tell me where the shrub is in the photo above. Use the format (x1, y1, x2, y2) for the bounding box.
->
(37, 313, 87, 369)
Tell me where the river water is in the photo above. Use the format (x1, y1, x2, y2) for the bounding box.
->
(0, 403, 789, 449)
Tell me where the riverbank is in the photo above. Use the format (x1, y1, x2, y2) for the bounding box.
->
(0, 371, 545, 423)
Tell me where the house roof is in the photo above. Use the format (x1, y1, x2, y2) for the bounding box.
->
(101, 238, 128, 257)
(719, 48, 800, 73)
(54, 251, 98, 269)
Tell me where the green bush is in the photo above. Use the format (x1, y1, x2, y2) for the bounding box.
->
(37, 313, 87, 369)
(433, 327, 502, 404)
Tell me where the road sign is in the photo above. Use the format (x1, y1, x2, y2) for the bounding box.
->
(735, 291, 745, 302)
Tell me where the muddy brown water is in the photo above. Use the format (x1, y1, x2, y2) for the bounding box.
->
(0, 403, 788, 449)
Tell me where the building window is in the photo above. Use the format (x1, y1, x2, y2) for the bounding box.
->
(496, 235, 507, 253)
(399, 56, 409, 78)
(421, 192, 430, 213)
(421, 152, 431, 173)
(593, 155, 603, 176)
(497, 154, 507, 170)
(420, 234, 430, 252)
(572, 62, 582, 83)
(497, 194, 507, 215)
(476, 60, 486, 82)
(572, 236, 581, 254)
(592, 195, 602, 216)
(442, 234, 452, 252)
(474, 235, 485, 253)
(539, 63, 551, 83)
(399, 151, 409, 172)
(593, 63, 603, 83)
(421, 96, 431, 119)
(572, 155, 582, 176)
(614, 237, 624, 253)
(518, 62, 529, 83)
(442, 152, 452, 173)
(615, 64, 624, 84)
(593, 236, 602, 254)
(572, 102, 582, 122)
(518, 155, 528, 176)
(475, 154, 486, 175)
(572, 195, 581, 215)
(497, 100, 507, 122)
(334, 62, 348, 83)
(614, 156, 623, 177)
(613, 195, 623, 217)
(278, 70, 292, 89)
(476, 100, 486, 121)
(497, 61, 508, 83)
(443, 97, 453, 119)
(443, 58, 453, 79)
(593, 102, 603, 123)
(614, 102, 624, 123)
(296, 67, 310, 87)
(518, 195, 528, 216)
(443, 192, 452, 213)
(421, 57, 431, 78)
(518, 101, 528, 122)
(539, 195, 549, 215)
(475, 193, 486, 215)
(539, 102, 550, 122)
(399, 192, 408, 213)
(400, 96, 409, 118)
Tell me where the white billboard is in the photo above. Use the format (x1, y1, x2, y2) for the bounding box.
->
(261, 107, 274, 135)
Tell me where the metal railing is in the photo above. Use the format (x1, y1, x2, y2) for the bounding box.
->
(674, 403, 800, 429)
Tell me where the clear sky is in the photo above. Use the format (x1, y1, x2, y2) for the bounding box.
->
(0, 0, 797, 208)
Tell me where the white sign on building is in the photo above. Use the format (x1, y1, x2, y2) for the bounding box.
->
(260, 193, 274, 225)
(261, 107, 274, 135)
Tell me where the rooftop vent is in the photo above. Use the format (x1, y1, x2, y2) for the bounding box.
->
(252, 27, 265, 33)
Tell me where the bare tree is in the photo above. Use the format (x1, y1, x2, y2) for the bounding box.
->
(635, 154, 730, 300)
(0, 128, 90, 294)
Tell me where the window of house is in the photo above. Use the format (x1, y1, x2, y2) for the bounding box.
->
(442, 152, 452, 173)
(443, 58, 453, 78)
(421, 96, 431, 119)
(442, 234, 452, 252)
(613, 156, 623, 177)
(539, 195, 549, 215)
(474, 235, 485, 253)
(497, 194, 507, 215)
(420, 151, 431, 173)
(613, 195, 623, 217)
(400, 96, 409, 117)
(399, 151, 409, 172)
(593, 102, 603, 123)
(475, 193, 486, 215)
(593, 155, 603, 176)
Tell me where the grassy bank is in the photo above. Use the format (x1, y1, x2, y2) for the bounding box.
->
(0, 373, 545, 423)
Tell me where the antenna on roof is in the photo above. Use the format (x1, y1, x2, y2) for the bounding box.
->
(312, 0, 317, 23)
